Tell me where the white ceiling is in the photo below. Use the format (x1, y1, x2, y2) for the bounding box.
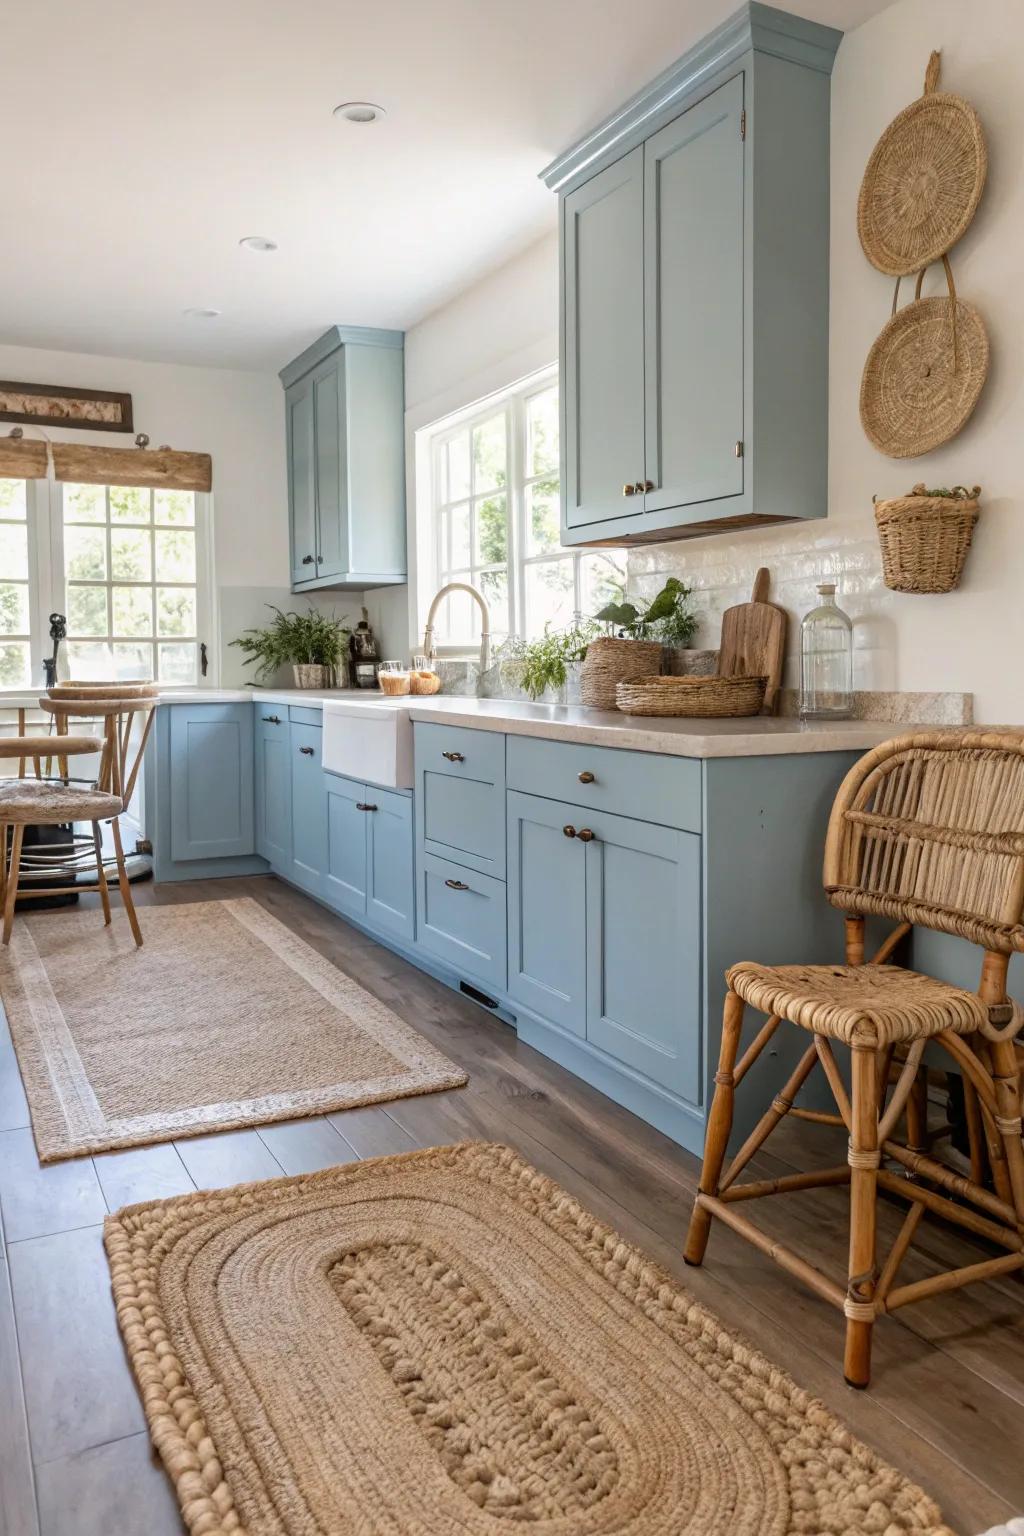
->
(2, 0, 894, 372)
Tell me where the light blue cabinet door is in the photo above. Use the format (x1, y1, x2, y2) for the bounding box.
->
(169, 704, 255, 862)
(366, 787, 414, 942)
(563, 147, 645, 530)
(325, 772, 368, 919)
(644, 75, 744, 515)
(312, 354, 348, 581)
(345, 344, 406, 581)
(286, 375, 317, 584)
(289, 722, 327, 895)
(584, 807, 701, 1102)
(417, 852, 507, 992)
(254, 708, 291, 869)
(416, 723, 506, 879)
(506, 792, 587, 1036)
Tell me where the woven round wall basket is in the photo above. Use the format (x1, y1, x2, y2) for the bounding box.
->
(615, 674, 767, 718)
(579, 636, 662, 709)
(860, 255, 989, 459)
(858, 51, 986, 276)
(873, 484, 981, 594)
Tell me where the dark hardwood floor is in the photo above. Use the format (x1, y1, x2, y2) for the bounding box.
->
(1, 873, 1021, 1536)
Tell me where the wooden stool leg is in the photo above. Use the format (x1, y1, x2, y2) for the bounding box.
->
(91, 821, 112, 928)
(844, 1043, 881, 1388)
(2, 825, 24, 945)
(990, 1037, 1024, 1224)
(110, 818, 143, 948)
(0, 822, 8, 911)
(685, 989, 744, 1266)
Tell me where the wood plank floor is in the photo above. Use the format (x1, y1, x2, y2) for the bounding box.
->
(1, 872, 1021, 1536)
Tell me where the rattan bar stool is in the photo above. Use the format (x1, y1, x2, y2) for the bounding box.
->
(1, 686, 157, 947)
(684, 728, 1024, 1388)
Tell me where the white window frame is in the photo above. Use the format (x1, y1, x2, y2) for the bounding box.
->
(424, 366, 623, 652)
(0, 475, 217, 695)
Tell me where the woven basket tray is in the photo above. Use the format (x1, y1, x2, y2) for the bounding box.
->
(615, 674, 768, 718)
(874, 486, 980, 593)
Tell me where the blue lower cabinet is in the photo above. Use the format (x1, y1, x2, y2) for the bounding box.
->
(583, 807, 701, 1103)
(416, 722, 506, 879)
(325, 772, 367, 917)
(366, 789, 414, 942)
(168, 703, 255, 861)
(507, 791, 587, 1036)
(255, 708, 291, 869)
(289, 721, 327, 895)
(417, 852, 507, 991)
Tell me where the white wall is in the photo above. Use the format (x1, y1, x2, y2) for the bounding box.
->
(364, 232, 559, 656)
(631, 0, 1023, 723)
(0, 341, 355, 687)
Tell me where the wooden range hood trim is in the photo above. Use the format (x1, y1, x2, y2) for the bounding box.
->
(0, 437, 48, 478)
(51, 442, 212, 492)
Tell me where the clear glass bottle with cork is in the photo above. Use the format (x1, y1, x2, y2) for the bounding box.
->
(799, 583, 853, 720)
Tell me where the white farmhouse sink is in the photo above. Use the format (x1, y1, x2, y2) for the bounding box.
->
(322, 696, 416, 789)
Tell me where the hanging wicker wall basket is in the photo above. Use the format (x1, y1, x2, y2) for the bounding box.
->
(858, 51, 986, 276)
(860, 255, 989, 458)
(873, 484, 981, 593)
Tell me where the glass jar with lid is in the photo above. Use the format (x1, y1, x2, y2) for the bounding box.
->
(799, 583, 853, 720)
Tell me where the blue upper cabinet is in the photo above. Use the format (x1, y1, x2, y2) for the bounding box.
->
(280, 326, 406, 592)
(542, 2, 841, 545)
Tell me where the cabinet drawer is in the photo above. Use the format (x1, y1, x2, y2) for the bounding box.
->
(415, 722, 506, 878)
(506, 736, 700, 833)
(289, 705, 324, 726)
(417, 852, 507, 992)
(289, 721, 327, 894)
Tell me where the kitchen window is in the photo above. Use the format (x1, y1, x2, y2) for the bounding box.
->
(427, 369, 625, 648)
(0, 475, 213, 691)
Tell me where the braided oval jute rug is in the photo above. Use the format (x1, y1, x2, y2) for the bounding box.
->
(0, 897, 465, 1162)
(105, 1141, 953, 1536)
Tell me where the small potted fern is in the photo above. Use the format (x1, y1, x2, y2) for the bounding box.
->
(581, 577, 699, 709)
(230, 606, 351, 688)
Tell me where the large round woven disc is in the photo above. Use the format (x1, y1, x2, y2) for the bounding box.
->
(858, 92, 986, 275)
(860, 295, 989, 458)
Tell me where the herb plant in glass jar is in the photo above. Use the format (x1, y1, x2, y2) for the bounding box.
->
(799, 583, 853, 720)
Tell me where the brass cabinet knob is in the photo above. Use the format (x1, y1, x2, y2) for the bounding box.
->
(563, 824, 577, 838)
(642, 480, 655, 492)
(622, 483, 635, 497)
(301, 554, 314, 565)
(634, 481, 646, 495)
(441, 750, 465, 763)
(577, 828, 596, 842)
(444, 877, 470, 891)
(577, 770, 595, 784)
(298, 746, 315, 756)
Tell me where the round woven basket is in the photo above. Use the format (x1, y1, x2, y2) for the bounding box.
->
(858, 51, 986, 276)
(615, 674, 767, 718)
(579, 637, 662, 710)
(860, 256, 989, 459)
(874, 485, 981, 593)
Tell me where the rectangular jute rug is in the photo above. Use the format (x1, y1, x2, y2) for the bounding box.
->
(105, 1141, 953, 1536)
(0, 897, 466, 1162)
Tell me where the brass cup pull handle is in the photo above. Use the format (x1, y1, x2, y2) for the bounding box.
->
(261, 715, 281, 724)
(577, 771, 595, 784)
(356, 802, 377, 812)
(445, 878, 470, 891)
(441, 750, 465, 763)
(577, 828, 596, 842)
(622, 483, 635, 497)
(563, 824, 577, 838)
(298, 746, 315, 756)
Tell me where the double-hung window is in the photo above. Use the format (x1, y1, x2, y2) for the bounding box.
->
(427, 368, 625, 648)
(0, 475, 212, 691)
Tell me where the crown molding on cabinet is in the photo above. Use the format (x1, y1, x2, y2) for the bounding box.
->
(538, 1, 841, 194)
(279, 325, 405, 389)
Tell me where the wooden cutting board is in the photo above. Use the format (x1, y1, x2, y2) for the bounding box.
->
(717, 568, 787, 714)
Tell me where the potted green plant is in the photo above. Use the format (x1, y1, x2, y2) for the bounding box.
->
(496, 619, 601, 703)
(230, 606, 351, 689)
(581, 578, 699, 708)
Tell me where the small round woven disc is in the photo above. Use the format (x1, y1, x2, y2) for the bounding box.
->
(860, 295, 989, 459)
(858, 91, 986, 276)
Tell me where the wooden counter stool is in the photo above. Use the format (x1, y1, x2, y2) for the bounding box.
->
(1, 687, 157, 947)
(684, 728, 1024, 1388)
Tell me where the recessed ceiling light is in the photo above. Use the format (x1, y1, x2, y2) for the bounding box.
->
(183, 307, 221, 319)
(333, 101, 386, 124)
(239, 235, 278, 252)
